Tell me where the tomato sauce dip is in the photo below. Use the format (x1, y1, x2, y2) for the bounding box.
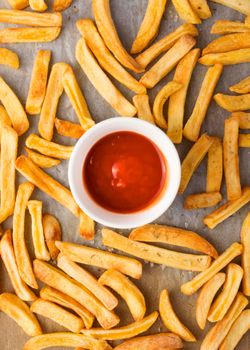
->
(83, 131, 167, 213)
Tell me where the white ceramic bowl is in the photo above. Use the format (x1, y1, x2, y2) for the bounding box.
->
(68, 117, 181, 229)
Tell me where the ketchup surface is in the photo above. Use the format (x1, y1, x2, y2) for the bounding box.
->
(83, 131, 166, 213)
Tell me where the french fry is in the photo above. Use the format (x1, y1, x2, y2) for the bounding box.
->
(172, 0, 201, 24)
(0, 76, 29, 135)
(181, 242, 243, 295)
(215, 93, 250, 112)
(29, 0, 47, 12)
(31, 298, 84, 333)
(189, 0, 211, 19)
(246, 16, 250, 26)
(13, 182, 38, 289)
(159, 289, 196, 342)
(183, 64, 223, 142)
(0, 27, 61, 43)
(184, 192, 222, 209)
(53, 0, 73, 11)
(210, 20, 250, 34)
(208, 263, 243, 322)
(132, 95, 155, 124)
(153, 81, 182, 129)
(33, 259, 119, 329)
(232, 111, 250, 129)
(203, 33, 250, 55)
(241, 213, 250, 296)
(230, 75, 250, 94)
(0, 9, 62, 26)
(0, 48, 19, 69)
(102, 228, 211, 272)
(199, 49, 250, 66)
(206, 137, 223, 192)
(196, 273, 226, 329)
(140, 35, 196, 88)
(42, 214, 61, 260)
(0, 231, 37, 301)
(77, 19, 146, 94)
(239, 134, 250, 147)
(0, 106, 12, 141)
(6, 0, 28, 9)
(131, 0, 167, 54)
(28, 200, 50, 261)
(57, 253, 118, 311)
(99, 269, 146, 321)
(168, 48, 200, 144)
(25, 148, 61, 169)
(0, 293, 42, 336)
(92, 0, 143, 73)
(38, 62, 69, 141)
(76, 38, 137, 117)
(55, 240, 142, 279)
(81, 311, 159, 340)
(79, 210, 95, 241)
(55, 118, 85, 139)
(179, 133, 214, 193)
(26, 50, 51, 115)
(210, 0, 250, 15)
(200, 292, 248, 350)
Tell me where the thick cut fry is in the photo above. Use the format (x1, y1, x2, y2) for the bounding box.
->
(239, 134, 250, 147)
(200, 293, 248, 350)
(0, 293, 42, 336)
(203, 33, 250, 55)
(0, 106, 12, 141)
(53, 0, 73, 11)
(181, 242, 243, 295)
(184, 192, 222, 209)
(210, 0, 250, 15)
(131, 0, 167, 54)
(189, 0, 211, 19)
(25, 148, 61, 169)
(29, 0, 47, 12)
(132, 95, 155, 124)
(99, 269, 146, 321)
(26, 50, 51, 115)
(211, 20, 250, 34)
(26, 134, 73, 160)
(172, 0, 201, 23)
(42, 214, 61, 260)
(153, 81, 182, 129)
(33, 259, 119, 329)
(57, 254, 118, 311)
(31, 299, 84, 333)
(0, 231, 37, 301)
(0, 76, 29, 135)
(232, 111, 250, 129)
(6, 0, 28, 9)
(0, 27, 61, 43)
(159, 289, 196, 342)
(230, 76, 250, 94)
(102, 228, 211, 272)
(55, 118, 84, 139)
(179, 133, 214, 193)
(215, 93, 250, 112)
(28, 201, 50, 261)
(200, 49, 250, 66)
(0, 48, 19, 69)
(0, 9, 62, 26)
(206, 137, 223, 192)
(140, 35, 196, 88)
(168, 48, 200, 144)
(76, 38, 137, 117)
(196, 273, 226, 329)
(241, 213, 250, 296)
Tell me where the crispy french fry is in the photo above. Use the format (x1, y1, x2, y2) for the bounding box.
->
(246, 16, 250, 26)
(230, 76, 250, 94)
(0, 293, 42, 336)
(131, 0, 167, 54)
(0, 106, 12, 141)
(0, 231, 37, 301)
(210, 0, 250, 15)
(200, 49, 250, 66)
(241, 213, 250, 296)
(28, 201, 50, 261)
(181, 242, 243, 295)
(0, 48, 19, 69)
(153, 81, 182, 129)
(0, 9, 62, 26)
(203, 33, 250, 55)
(102, 228, 211, 272)
(77, 19, 146, 95)
(99, 269, 146, 321)
(55, 118, 84, 139)
(53, 0, 73, 11)
(211, 20, 250, 34)
(42, 214, 61, 260)
(160, 289, 196, 342)
(200, 292, 248, 350)
(215, 93, 250, 112)
(232, 111, 250, 129)
(172, 0, 201, 23)
(55, 240, 142, 279)
(6, 0, 28, 9)
(26, 134, 73, 160)
(25, 148, 61, 169)
(140, 35, 196, 88)
(206, 137, 223, 192)
(29, 0, 47, 12)
(57, 253, 118, 311)
(0, 27, 61, 43)
(239, 134, 250, 147)
(26, 50, 51, 115)
(189, 0, 211, 19)
(168, 48, 200, 144)
(79, 210, 95, 241)
(183, 64, 223, 142)
(196, 273, 226, 329)
(33, 259, 119, 329)
(184, 192, 222, 209)
(76, 38, 137, 117)
(179, 133, 214, 194)
(132, 95, 155, 124)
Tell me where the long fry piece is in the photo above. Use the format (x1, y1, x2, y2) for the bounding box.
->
(0, 106, 12, 141)
(184, 192, 222, 209)
(0, 27, 61, 43)
(53, 0, 73, 12)
(25, 148, 61, 169)
(215, 93, 250, 112)
(42, 214, 61, 260)
(241, 213, 250, 296)
(210, 20, 250, 34)
(0, 10, 62, 26)
(29, 0, 47, 12)
(210, 0, 250, 15)
(206, 137, 223, 192)
(199, 49, 250, 66)
(189, 0, 211, 19)
(0, 48, 19, 69)
(6, 0, 28, 9)
(203, 33, 250, 55)
(132, 95, 155, 124)
(55, 118, 84, 139)
(230, 75, 250, 94)
(172, 0, 201, 24)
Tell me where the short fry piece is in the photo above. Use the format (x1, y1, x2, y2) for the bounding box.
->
(206, 137, 223, 192)
(99, 269, 146, 321)
(199, 49, 250, 66)
(160, 289, 195, 342)
(55, 118, 85, 139)
(0, 106, 12, 142)
(230, 76, 250, 94)
(0, 27, 61, 43)
(211, 20, 250, 34)
(215, 93, 250, 112)
(172, 0, 201, 24)
(0, 48, 19, 69)
(6, 0, 28, 9)
(181, 242, 243, 295)
(232, 111, 250, 129)
(241, 213, 250, 296)
(239, 134, 250, 147)
(184, 192, 222, 209)
(25, 148, 61, 169)
(132, 95, 155, 124)
(210, 0, 250, 15)
(29, 0, 47, 12)
(79, 210, 95, 241)
(0, 9, 62, 26)
(189, 0, 211, 19)
(203, 33, 250, 55)
(42, 214, 61, 260)
(53, 0, 73, 11)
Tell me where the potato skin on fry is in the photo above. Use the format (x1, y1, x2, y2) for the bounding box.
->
(184, 192, 222, 210)
(42, 214, 61, 260)
(53, 0, 73, 11)
(55, 118, 85, 139)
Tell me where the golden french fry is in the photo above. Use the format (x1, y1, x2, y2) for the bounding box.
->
(132, 95, 155, 124)
(26, 50, 51, 115)
(181, 242, 243, 295)
(168, 48, 200, 144)
(140, 35, 196, 88)
(53, 0, 72, 11)
(196, 273, 226, 329)
(0, 48, 19, 69)
(160, 289, 196, 342)
(0, 76, 29, 135)
(206, 137, 223, 192)
(203, 33, 250, 55)
(79, 210, 95, 241)
(0, 231, 37, 301)
(232, 111, 250, 129)
(25, 148, 61, 169)
(0, 293, 42, 336)
(241, 213, 250, 296)
(239, 134, 250, 147)
(0, 106, 12, 141)
(99, 269, 146, 321)
(6, 0, 28, 9)
(42, 214, 61, 260)
(179, 133, 214, 193)
(131, 0, 167, 54)
(189, 0, 211, 19)
(183, 64, 223, 142)
(29, 0, 47, 12)
(230, 76, 250, 94)
(76, 38, 137, 117)
(184, 192, 222, 209)
(215, 93, 250, 112)
(172, 0, 201, 23)
(210, 20, 250, 34)
(200, 49, 250, 66)
(57, 253, 118, 311)
(153, 81, 182, 129)
(28, 200, 50, 261)
(0, 9, 62, 26)
(34, 259, 119, 329)
(210, 0, 250, 15)
(200, 292, 248, 350)
(246, 16, 250, 26)
(77, 19, 146, 95)
(102, 228, 211, 272)
(0, 27, 61, 43)
(55, 118, 85, 139)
